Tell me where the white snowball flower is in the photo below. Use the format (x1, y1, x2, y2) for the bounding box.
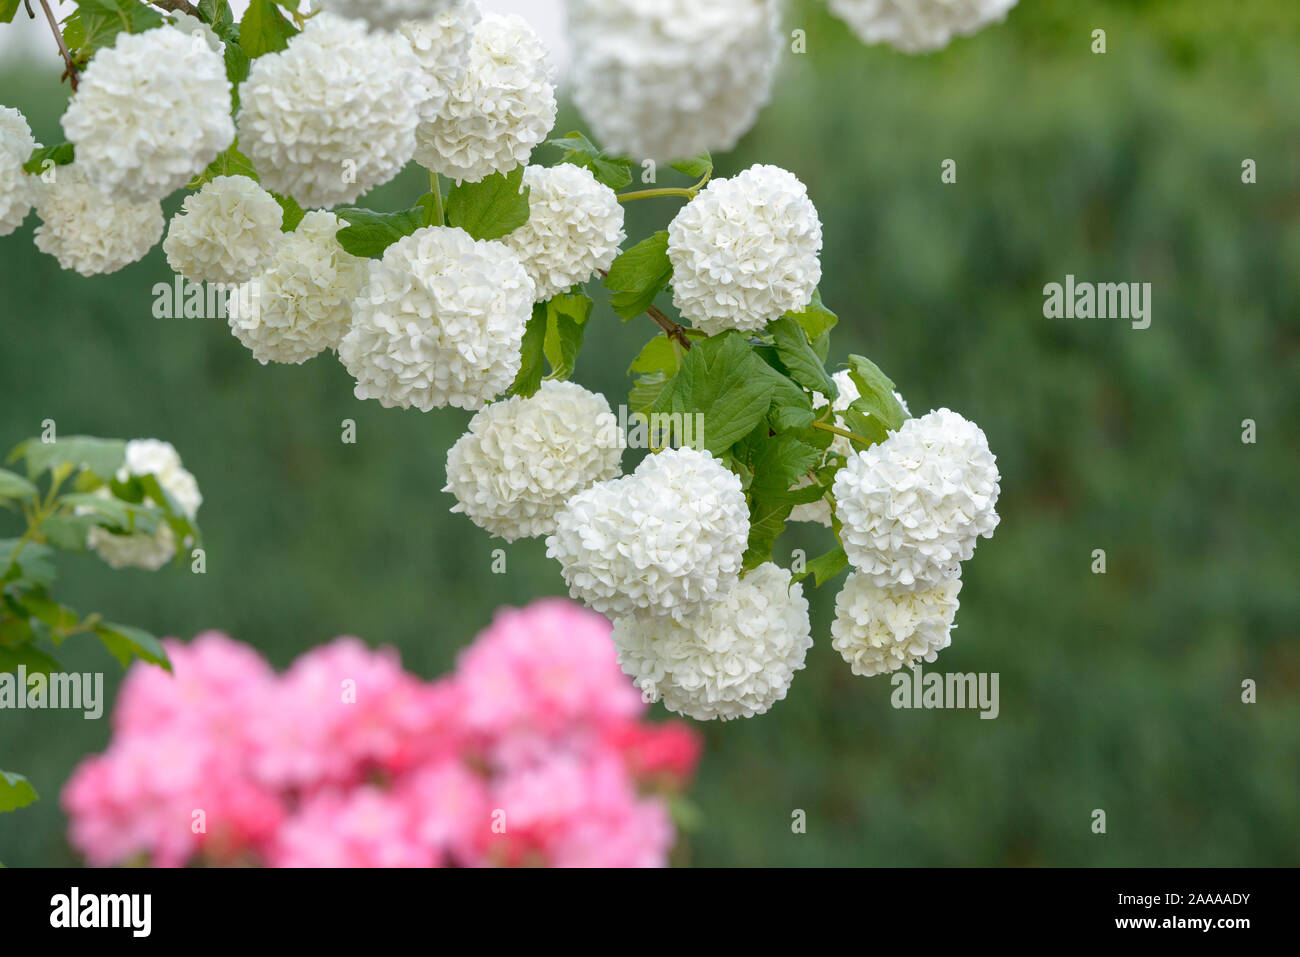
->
(565, 0, 782, 163)
(228, 211, 366, 365)
(546, 446, 749, 621)
(612, 563, 812, 721)
(413, 14, 557, 183)
(32, 164, 163, 276)
(238, 13, 429, 208)
(826, 0, 1018, 53)
(61, 25, 233, 202)
(501, 164, 626, 301)
(833, 408, 1000, 591)
(0, 106, 37, 237)
(789, 372, 910, 526)
(163, 176, 284, 284)
(400, 2, 481, 121)
(86, 439, 202, 572)
(444, 380, 623, 542)
(831, 572, 961, 676)
(668, 165, 822, 335)
(338, 225, 533, 410)
(319, 0, 466, 32)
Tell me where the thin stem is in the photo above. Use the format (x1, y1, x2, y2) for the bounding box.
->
(429, 171, 444, 226)
(617, 186, 697, 204)
(146, 0, 199, 14)
(810, 419, 871, 446)
(646, 304, 693, 351)
(37, 0, 78, 91)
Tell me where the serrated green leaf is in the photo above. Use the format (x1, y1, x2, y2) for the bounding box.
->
(0, 771, 38, 813)
(334, 206, 425, 258)
(670, 152, 713, 180)
(604, 231, 671, 320)
(0, 469, 36, 504)
(22, 143, 75, 176)
(546, 131, 634, 190)
(71, 0, 164, 58)
(652, 333, 773, 456)
(199, 0, 237, 39)
(845, 354, 907, 433)
(842, 404, 892, 451)
(445, 167, 530, 240)
(769, 405, 816, 432)
(239, 0, 296, 57)
(787, 289, 838, 350)
(769, 316, 837, 398)
(749, 432, 823, 493)
(93, 623, 170, 671)
(628, 371, 669, 417)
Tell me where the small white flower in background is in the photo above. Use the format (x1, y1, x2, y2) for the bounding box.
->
(61, 25, 233, 203)
(612, 562, 813, 721)
(501, 164, 626, 302)
(443, 380, 623, 542)
(668, 164, 823, 335)
(826, 0, 1019, 54)
(85, 440, 202, 572)
(546, 446, 750, 622)
(414, 13, 557, 183)
(318, 0, 467, 32)
(338, 225, 534, 411)
(228, 211, 366, 365)
(565, 0, 782, 163)
(32, 165, 163, 277)
(831, 572, 961, 676)
(400, 1, 482, 121)
(834, 408, 1000, 591)
(163, 176, 284, 285)
(0, 106, 37, 237)
(788, 371, 911, 526)
(238, 13, 428, 208)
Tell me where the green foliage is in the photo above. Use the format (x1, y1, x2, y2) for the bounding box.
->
(0, 1, 21, 25)
(187, 141, 259, 189)
(510, 294, 595, 395)
(769, 316, 837, 398)
(786, 289, 837, 360)
(547, 131, 634, 189)
(603, 231, 672, 320)
(0, 772, 37, 814)
(272, 192, 305, 231)
(670, 152, 714, 180)
(22, 143, 74, 176)
(333, 207, 425, 258)
(68, 0, 164, 61)
(651, 333, 774, 455)
(444, 167, 530, 240)
(239, 0, 296, 58)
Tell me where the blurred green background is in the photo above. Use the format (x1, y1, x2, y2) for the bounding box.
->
(2, 0, 1298, 866)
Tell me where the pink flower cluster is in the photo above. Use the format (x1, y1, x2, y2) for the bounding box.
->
(62, 599, 702, 868)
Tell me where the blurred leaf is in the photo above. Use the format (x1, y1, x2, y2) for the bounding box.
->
(604, 231, 672, 320)
(0, 541, 56, 589)
(0, 645, 63, 677)
(0, 469, 36, 504)
(793, 545, 849, 587)
(93, 623, 170, 671)
(0, 772, 37, 813)
(14, 436, 125, 482)
(670, 152, 713, 180)
(0, 1, 21, 25)
(445, 167, 530, 240)
(73, 0, 164, 56)
(22, 143, 74, 176)
(271, 191, 305, 232)
(188, 141, 259, 189)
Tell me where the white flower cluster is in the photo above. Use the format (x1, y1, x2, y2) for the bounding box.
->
(86, 439, 202, 572)
(400, 2, 482, 121)
(502, 164, 626, 301)
(826, 0, 1019, 53)
(414, 14, 557, 183)
(831, 573, 961, 676)
(163, 176, 284, 284)
(565, 0, 782, 163)
(833, 408, 1001, 592)
(33, 165, 163, 277)
(61, 25, 233, 202)
(668, 165, 823, 335)
(0, 107, 36, 237)
(319, 0, 466, 32)
(228, 211, 367, 365)
(339, 226, 533, 410)
(612, 563, 812, 721)
(546, 447, 749, 622)
(443, 380, 623, 542)
(238, 13, 429, 208)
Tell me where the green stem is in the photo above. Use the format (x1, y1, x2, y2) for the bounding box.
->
(810, 419, 871, 446)
(429, 171, 444, 226)
(617, 187, 698, 204)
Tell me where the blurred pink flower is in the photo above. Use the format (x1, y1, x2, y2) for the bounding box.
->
(268, 787, 431, 868)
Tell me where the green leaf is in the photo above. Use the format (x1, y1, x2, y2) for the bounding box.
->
(604, 231, 672, 320)
(769, 316, 837, 398)
(841, 404, 891, 451)
(670, 152, 713, 180)
(652, 333, 774, 456)
(786, 289, 838, 359)
(845, 354, 907, 433)
(445, 167, 530, 241)
(0, 469, 36, 504)
(223, 39, 251, 109)
(272, 191, 305, 232)
(188, 140, 259, 189)
(56, 493, 161, 535)
(628, 371, 670, 417)
(0, 645, 64, 677)
(769, 405, 816, 432)
(0, 541, 56, 589)
(334, 206, 425, 258)
(794, 545, 849, 587)
(750, 348, 814, 412)
(198, 0, 237, 39)
(414, 190, 441, 227)
(22, 143, 75, 176)
(546, 131, 634, 190)
(38, 515, 94, 552)
(19, 593, 82, 635)
(239, 0, 297, 57)
(508, 305, 548, 398)
(542, 293, 593, 382)
(0, 0, 21, 25)
(73, 0, 164, 57)
(0, 771, 38, 813)
(748, 432, 823, 493)
(15, 436, 125, 482)
(93, 623, 170, 671)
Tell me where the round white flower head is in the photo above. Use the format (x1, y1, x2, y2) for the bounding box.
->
(668, 165, 822, 335)
(399, 2, 481, 120)
(789, 371, 911, 526)
(612, 563, 812, 721)
(501, 164, 626, 301)
(826, 0, 1018, 53)
(33, 164, 163, 276)
(61, 25, 233, 202)
(86, 439, 202, 571)
(228, 211, 366, 365)
(565, 0, 781, 163)
(413, 13, 557, 183)
(546, 446, 749, 621)
(319, 0, 466, 32)
(339, 225, 533, 411)
(0, 106, 37, 237)
(238, 13, 428, 208)
(833, 408, 1000, 591)
(831, 572, 961, 676)
(163, 175, 284, 284)
(444, 380, 623, 542)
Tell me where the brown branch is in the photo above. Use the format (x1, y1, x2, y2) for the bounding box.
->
(147, 0, 200, 15)
(646, 303, 693, 351)
(37, 0, 77, 91)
